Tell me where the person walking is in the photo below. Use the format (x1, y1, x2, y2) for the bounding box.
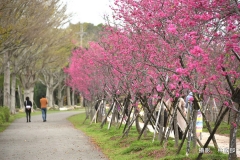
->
(40, 95, 48, 122)
(24, 97, 32, 123)
(185, 92, 193, 120)
(166, 97, 187, 140)
(185, 91, 203, 139)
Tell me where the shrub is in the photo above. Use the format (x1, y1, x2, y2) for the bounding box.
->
(0, 112, 4, 124)
(0, 107, 10, 123)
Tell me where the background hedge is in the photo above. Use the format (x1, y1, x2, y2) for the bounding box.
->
(0, 107, 10, 124)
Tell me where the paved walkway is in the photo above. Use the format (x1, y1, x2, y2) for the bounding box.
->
(200, 131, 240, 157)
(0, 111, 108, 160)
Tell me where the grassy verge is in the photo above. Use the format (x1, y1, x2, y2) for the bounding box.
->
(68, 113, 228, 160)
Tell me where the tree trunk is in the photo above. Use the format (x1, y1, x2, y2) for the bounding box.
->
(4, 53, 11, 108)
(164, 99, 178, 145)
(102, 99, 107, 121)
(57, 84, 63, 108)
(158, 99, 165, 141)
(122, 107, 138, 138)
(173, 111, 179, 147)
(143, 105, 149, 137)
(71, 89, 75, 106)
(186, 105, 194, 156)
(123, 103, 134, 137)
(29, 88, 34, 107)
(135, 109, 141, 134)
(46, 76, 55, 107)
(18, 85, 23, 109)
(192, 109, 198, 148)
(46, 86, 49, 99)
(80, 93, 84, 107)
(10, 73, 16, 114)
(24, 87, 34, 104)
(138, 95, 159, 140)
(101, 99, 115, 128)
(108, 100, 116, 128)
(24, 85, 34, 112)
(118, 95, 130, 131)
(228, 104, 240, 160)
(111, 101, 117, 124)
(97, 100, 102, 123)
(47, 86, 54, 107)
(211, 104, 214, 122)
(89, 101, 94, 120)
(67, 86, 71, 106)
(47, 77, 54, 107)
(97, 99, 106, 123)
(213, 98, 218, 122)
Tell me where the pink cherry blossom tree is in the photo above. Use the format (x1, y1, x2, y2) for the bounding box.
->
(65, 0, 240, 158)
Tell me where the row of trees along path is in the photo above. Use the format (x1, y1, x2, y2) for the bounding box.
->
(1, 0, 103, 113)
(65, 0, 240, 160)
(0, 0, 70, 113)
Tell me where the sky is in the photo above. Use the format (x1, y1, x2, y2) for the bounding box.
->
(63, 0, 114, 25)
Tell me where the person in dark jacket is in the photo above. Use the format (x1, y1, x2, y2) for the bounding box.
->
(24, 97, 32, 122)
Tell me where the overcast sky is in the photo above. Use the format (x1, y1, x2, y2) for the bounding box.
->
(63, 0, 113, 25)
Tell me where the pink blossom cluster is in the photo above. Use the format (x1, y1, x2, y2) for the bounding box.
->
(65, 0, 240, 106)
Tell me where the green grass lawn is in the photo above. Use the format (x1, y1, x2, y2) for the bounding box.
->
(68, 113, 228, 160)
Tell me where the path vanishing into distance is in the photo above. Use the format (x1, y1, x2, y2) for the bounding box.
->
(0, 111, 108, 160)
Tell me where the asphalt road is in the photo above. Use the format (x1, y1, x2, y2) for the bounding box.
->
(0, 111, 108, 160)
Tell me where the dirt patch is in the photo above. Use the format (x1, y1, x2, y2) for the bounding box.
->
(118, 139, 130, 147)
(110, 136, 121, 141)
(147, 149, 167, 159)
